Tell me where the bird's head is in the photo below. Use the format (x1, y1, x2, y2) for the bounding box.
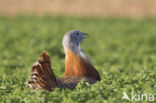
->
(62, 30, 88, 52)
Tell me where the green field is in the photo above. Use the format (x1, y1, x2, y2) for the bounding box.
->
(0, 15, 156, 103)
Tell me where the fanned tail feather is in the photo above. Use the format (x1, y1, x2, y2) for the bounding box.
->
(28, 51, 57, 91)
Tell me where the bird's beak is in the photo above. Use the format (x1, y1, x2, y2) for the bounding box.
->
(82, 33, 89, 39)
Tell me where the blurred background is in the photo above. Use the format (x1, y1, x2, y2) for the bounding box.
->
(0, 0, 156, 18)
(0, 0, 156, 103)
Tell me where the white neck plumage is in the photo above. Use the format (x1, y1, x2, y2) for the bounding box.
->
(63, 42, 91, 64)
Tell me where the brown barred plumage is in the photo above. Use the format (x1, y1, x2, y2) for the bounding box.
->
(28, 51, 97, 91)
(28, 30, 101, 91)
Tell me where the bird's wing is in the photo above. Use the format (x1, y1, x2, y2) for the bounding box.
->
(57, 76, 96, 90)
(28, 51, 57, 91)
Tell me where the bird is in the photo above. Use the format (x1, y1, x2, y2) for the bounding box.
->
(28, 30, 101, 91)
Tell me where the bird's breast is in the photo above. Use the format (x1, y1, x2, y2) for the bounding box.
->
(65, 50, 101, 81)
(65, 50, 86, 76)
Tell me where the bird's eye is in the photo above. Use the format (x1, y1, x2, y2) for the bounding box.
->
(76, 33, 79, 36)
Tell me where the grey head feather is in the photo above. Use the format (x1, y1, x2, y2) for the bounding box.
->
(62, 30, 91, 63)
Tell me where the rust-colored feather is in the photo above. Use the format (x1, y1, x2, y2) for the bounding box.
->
(65, 50, 101, 81)
(28, 30, 101, 91)
(28, 51, 98, 91)
(28, 51, 57, 91)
